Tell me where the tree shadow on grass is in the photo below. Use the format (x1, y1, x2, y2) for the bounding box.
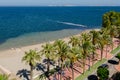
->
(108, 60, 119, 65)
(16, 69, 30, 80)
(88, 75, 98, 80)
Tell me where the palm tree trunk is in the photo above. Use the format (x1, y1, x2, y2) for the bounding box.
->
(112, 37, 114, 50)
(30, 65, 34, 80)
(47, 58, 50, 80)
(83, 58, 86, 74)
(58, 73, 59, 80)
(47, 58, 50, 72)
(92, 52, 95, 66)
(92, 41, 95, 66)
(88, 56, 90, 70)
(101, 48, 103, 60)
(105, 45, 108, 58)
(60, 62, 63, 80)
(71, 62, 74, 80)
(57, 59, 60, 80)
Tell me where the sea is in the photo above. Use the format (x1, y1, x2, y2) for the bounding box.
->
(0, 6, 120, 50)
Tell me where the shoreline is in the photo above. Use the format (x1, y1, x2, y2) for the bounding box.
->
(0, 29, 83, 51)
(0, 28, 100, 52)
(0, 28, 100, 78)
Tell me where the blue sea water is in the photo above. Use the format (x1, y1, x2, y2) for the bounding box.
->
(0, 6, 120, 50)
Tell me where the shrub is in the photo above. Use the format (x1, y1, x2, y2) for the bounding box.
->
(97, 67, 109, 80)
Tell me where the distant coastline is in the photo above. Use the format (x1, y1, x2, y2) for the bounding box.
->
(0, 6, 120, 7)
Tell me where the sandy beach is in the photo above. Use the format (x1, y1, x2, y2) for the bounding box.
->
(0, 28, 119, 80)
(0, 29, 100, 79)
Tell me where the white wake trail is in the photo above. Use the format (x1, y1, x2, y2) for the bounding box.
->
(56, 21, 87, 27)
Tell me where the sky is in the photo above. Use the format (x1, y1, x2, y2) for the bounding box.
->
(0, 0, 120, 6)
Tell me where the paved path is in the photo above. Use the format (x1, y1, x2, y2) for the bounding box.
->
(84, 45, 120, 80)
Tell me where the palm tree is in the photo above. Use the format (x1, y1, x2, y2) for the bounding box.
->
(101, 28, 113, 57)
(117, 27, 120, 44)
(69, 36, 80, 47)
(80, 33, 93, 73)
(107, 25, 117, 43)
(97, 33, 108, 60)
(81, 33, 90, 41)
(102, 11, 120, 28)
(102, 13, 111, 28)
(54, 40, 69, 80)
(101, 28, 113, 56)
(90, 30, 99, 65)
(67, 47, 82, 80)
(81, 41, 93, 72)
(41, 43, 56, 80)
(104, 34, 112, 57)
(102, 11, 120, 47)
(22, 50, 41, 80)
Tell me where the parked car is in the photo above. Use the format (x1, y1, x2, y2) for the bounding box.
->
(98, 64, 109, 69)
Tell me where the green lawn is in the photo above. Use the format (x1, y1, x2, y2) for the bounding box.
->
(110, 46, 120, 54)
(75, 59, 107, 80)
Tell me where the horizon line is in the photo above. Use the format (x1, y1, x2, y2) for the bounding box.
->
(0, 5, 120, 7)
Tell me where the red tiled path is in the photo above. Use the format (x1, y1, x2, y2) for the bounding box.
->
(50, 38, 119, 80)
